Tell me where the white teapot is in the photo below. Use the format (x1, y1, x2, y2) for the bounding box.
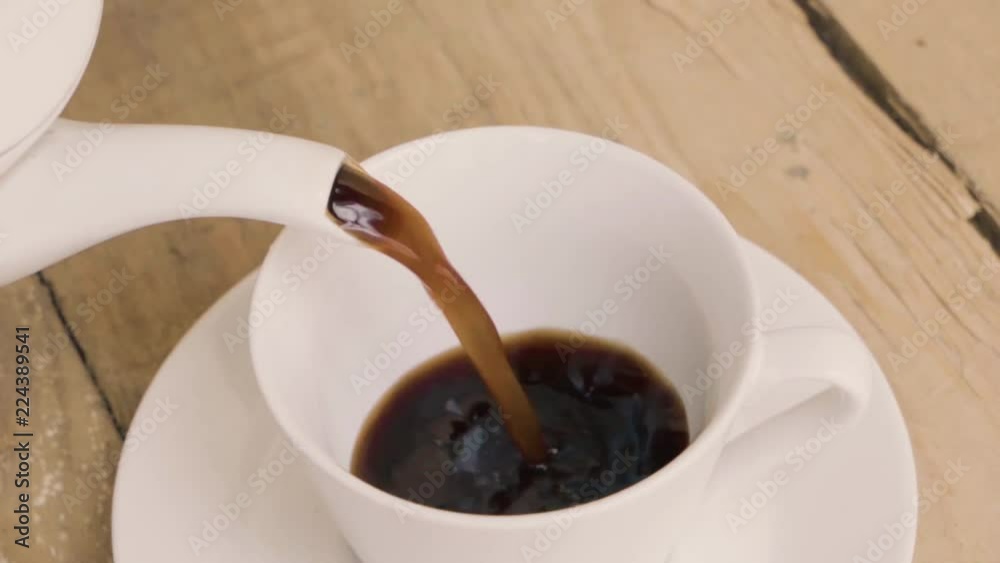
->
(0, 0, 357, 285)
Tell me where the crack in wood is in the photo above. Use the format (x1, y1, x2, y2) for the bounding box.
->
(970, 210, 1000, 256)
(792, 0, 1000, 257)
(36, 272, 126, 438)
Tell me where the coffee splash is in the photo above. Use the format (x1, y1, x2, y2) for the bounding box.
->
(352, 330, 690, 515)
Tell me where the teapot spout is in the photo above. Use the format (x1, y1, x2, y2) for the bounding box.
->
(0, 119, 355, 286)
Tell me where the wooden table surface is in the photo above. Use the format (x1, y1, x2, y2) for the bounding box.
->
(2, 0, 998, 561)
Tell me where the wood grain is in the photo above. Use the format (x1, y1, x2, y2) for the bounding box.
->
(796, 0, 1000, 225)
(0, 277, 120, 563)
(0, 0, 996, 561)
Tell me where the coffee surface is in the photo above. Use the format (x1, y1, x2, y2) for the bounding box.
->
(351, 331, 690, 515)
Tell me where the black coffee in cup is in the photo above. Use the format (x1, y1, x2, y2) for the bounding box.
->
(329, 163, 689, 515)
(351, 330, 690, 515)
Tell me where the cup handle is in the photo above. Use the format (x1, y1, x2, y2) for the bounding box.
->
(714, 326, 875, 477)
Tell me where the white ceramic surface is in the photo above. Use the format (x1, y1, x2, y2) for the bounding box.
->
(112, 241, 917, 563)
(248, 127, 872, 563)
(0, 0, 101, 161)
(0, 120, 350, 286)
(0, 0, 357, 284)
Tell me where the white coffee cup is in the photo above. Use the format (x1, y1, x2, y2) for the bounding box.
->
(249, 126, 872, 563)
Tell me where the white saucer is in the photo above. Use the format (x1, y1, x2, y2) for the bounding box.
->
(112, 240, 917, 563)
